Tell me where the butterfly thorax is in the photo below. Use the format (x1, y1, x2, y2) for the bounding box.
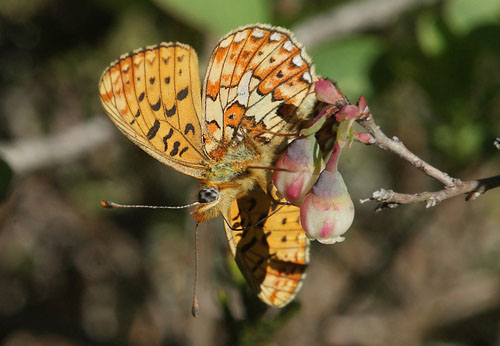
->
(192, 140, 276, 223)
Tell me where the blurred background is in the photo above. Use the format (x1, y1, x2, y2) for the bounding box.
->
(0, 0, 499, 345)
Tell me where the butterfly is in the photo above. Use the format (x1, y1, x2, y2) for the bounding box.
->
(99, 24, 316, 307)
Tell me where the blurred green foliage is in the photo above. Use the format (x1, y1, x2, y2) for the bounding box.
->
(153, 0, 271, 36)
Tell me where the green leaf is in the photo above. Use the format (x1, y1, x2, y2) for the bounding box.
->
(153, 0, 271, 36)
(311, 36, 381, 100)
(445, 0, 500, 35)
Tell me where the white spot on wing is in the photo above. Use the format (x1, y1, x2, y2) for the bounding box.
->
(246, 92, 282, 123)
(121, 62, 130, 72)
(234, 31, 247, 43)
(302, 71, 312, 84)
(205, 96, 224, 140)
(270, 32, 282, 42)
(252, 29, 265, 38)
(292, 55, 304, 67)
(236, 70, 252, 106)
(283, 40, 293, 52)
(220, 36, 232, 48)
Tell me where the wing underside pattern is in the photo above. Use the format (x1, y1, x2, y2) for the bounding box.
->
(203, 24, 316, 153)
(224, 187, 310, 307)
(99, 43, 209, 178)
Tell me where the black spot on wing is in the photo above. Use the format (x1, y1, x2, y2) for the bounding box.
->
(162, 128, 174, 151)
(241, 237, 257, 253)
(170, 141, 180, 156)
(276, 103, 297, 120)
(135, 109, 141, 117)
(177, 55, 184, 62)
(166, 105, 176, 117)
(206, 119, 220, 129)
(251, 257, 266, 273)
(184, 123, 195, 135)
(281, 218, 287, 225)
(261, 231, 271, 244)
(248, 198, 256, 211)
(149, 77, 155, 84)
(179, 147, 188, 157)
(281, 235, 287, 242)
(138, 92, 145, 102)
(176, 87, 189, 101)
(151, 98, 161, 111)
(164, 76, 170, 84)
(147, 120, 160, 140)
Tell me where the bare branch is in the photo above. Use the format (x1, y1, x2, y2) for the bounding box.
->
(358, 113, 457, 187)
(0, 118, 114, 174)
(356, 108, 500, 210)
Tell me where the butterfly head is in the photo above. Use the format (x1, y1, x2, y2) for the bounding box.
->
(192, 186, 221, 222)
(197, 186, 220, 204)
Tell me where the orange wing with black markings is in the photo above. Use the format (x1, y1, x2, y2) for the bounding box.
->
(202, 24, 316, 153)
(99, 43, 209, 178)
(224, 187, 310, 307)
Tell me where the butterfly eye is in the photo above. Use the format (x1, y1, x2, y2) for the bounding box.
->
(198, 187, 220, 203)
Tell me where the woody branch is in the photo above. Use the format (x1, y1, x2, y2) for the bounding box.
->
(356, 107, 500, 211)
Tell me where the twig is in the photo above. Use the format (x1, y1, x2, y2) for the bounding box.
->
(358, 112, 457, 187)
(0, 118, 113, 174)
(356, 109, 500, 210)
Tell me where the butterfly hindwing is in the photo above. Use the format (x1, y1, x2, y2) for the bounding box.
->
(100, 25, 316, 308)
(203, 24, 316, 151)
(224, 188, 310, 307)
(99, 43, 209, 178)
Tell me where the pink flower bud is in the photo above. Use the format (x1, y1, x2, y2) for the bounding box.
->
(300, 170, 354, 244)
(315, 78, 345, 105)
(273, 136, 323, 206)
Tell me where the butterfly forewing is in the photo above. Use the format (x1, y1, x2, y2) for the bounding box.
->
(99, 43, 208, 178)
(224, 188, 310, 307)
(203, 24, 316, 150)
(99, 24, 316, 309)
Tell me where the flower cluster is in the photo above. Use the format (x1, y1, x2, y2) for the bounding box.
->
(273, 78, 367, 244)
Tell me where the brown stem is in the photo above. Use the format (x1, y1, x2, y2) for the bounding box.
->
(356, 109, 500, 210)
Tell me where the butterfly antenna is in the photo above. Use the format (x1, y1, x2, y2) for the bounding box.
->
(101, 200, 200, 209)
(247, 165, 291, 172)
(192, 222, 200, 318)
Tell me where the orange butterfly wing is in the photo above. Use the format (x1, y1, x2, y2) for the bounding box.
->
(99, 43, 209, 178)
(206, 25, 315, 307)
(224, 187, 309, 307)
(99, 25, 315, 308)
(202, 24, 316, 153)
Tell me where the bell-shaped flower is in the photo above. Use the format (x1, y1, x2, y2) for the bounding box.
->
(273, 135, 323, 206)
(299, 170, 354, 244)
